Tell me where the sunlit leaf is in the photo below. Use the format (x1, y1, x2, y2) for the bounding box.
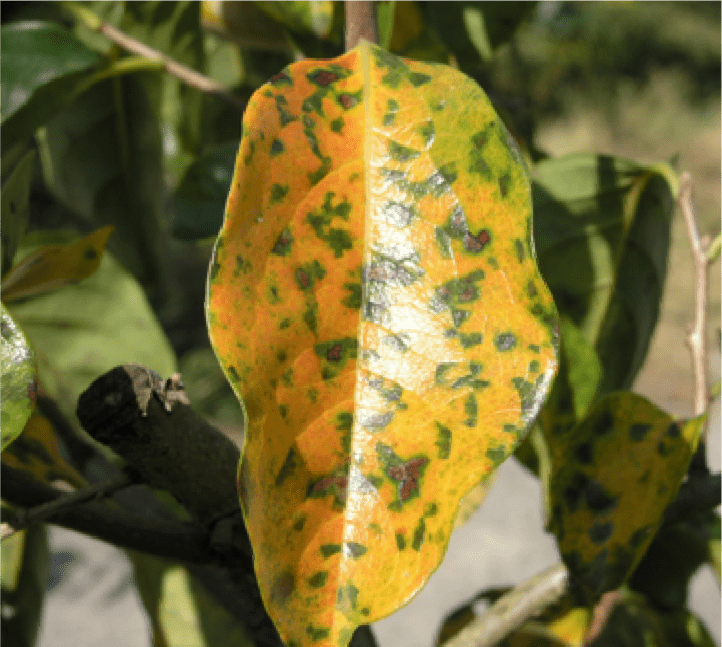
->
(1, 304, 37, 451)
(548, 392, 703, 599)
(207, 42, 557, 647)
(1, 226, 113, 302)
(0, 21, 102, 154)
(1, 149, 35, 277)
(1, 410, 87, 489)
(131, 553, 255, 647)
(0, 525, 50, 647)
(7, 233, 176, 422)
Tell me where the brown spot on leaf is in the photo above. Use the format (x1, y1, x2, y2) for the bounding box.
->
(389, 457, 429, 501)
(326, 344, 342, 361)
(339, 93, 357, 109)
(269, 71, 291, 85)
(464, 229, 491, 254)
(310, 70, 339, 86)
(271, 570, 295, 605)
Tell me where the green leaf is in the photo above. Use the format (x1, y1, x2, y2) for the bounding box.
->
(1, 149, 35, 277)
(423, 2, 536, 70)
(130, 553, 255, 647)
(589, 592, 715, 647)
(548, 392, 703, 599)
(6, 233, 176, 422)
(1, 304, 37, 451)
(0, 525, 50, 647)
(1, 21, 102, 154)
(200, 1, 292, 52)
(532, 153, 676, 395)
(121, 1, 207, 156)
(376, 1, 396, 50)
(36, 75, 166, 288)
(171, 141, 238, 241)
(1, 226, 113, 302)
(255, 1, 336, 39)
(630, 510, 721, 609)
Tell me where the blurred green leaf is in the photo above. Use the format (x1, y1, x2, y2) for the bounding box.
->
(121, 1, 207, 156)
(255, 0, 335, 39)
(171, 140, 237, 241)
(1, 149, 35, 277)
(1, 304, 37, 451)
(549, 392, 703, 599)
(376, 1, 396, 49)
(131, 553, 254, 647)
(6, 233, 176, 422)
(0, 525, 50, 647)
(2, 226, 113, 302)
(630, 510, 721, 609)
(532, 153, 676, 395)
(423, 2, 535, 70)
(200, 1, 292, 52)
(589, 593, 715, 647)
(37, 75, 166, 289)
(1, 21, 102, 154)
(386, 1, 449, 63)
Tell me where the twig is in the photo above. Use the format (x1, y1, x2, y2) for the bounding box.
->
(583, 590, 622, 644)
(679, 173, 713, 425)
(345, 0, 379, 50)
(63, 2, 245, 113)
(441, 563, 569, 647)
(1, 464, 213, 563)
(2, 471, 134, 540)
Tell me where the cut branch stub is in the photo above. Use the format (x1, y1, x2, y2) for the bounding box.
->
(206, 42, 558, 647)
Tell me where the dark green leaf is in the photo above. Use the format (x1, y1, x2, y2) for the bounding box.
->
(1, 21, 102, 153)
(6, 234, 176, 422)
(589, 593, 715, 647)
(532, 153, 676, 395)
(171, 141, 238, 240)
(255, 1, 335, 39)
(423, 2, 535, 70)
(376, 1, 396, 49)
(121, 1, 207, 156)
(630, 510, 720, 609)
(1, 304, 37, 451)
(0, 525, 50, 647)
(36, 75, 165, 288)
(1, 149, 35, 276)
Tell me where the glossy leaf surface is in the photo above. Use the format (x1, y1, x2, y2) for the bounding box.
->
(207, 42, 557, 646)
(1, 226, 113, 302)
(1, 304, 37, 451)
(548, 392, 703, 598)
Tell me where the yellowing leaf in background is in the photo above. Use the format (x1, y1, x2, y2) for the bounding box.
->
(207, 42, 558, 647)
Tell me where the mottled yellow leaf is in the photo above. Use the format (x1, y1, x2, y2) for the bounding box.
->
(207, 42, 557, 647)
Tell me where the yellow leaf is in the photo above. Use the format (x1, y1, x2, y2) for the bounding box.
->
(1, 226, 113, 302)
(207, 42, 558, 647)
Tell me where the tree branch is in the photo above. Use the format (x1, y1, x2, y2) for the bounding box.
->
(679, 172, 714, 450)
(1, 464, 213, 563)
(63, 2, 245, 113)
(441, 563, 569, 647)
(345, 0, 379, 50)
